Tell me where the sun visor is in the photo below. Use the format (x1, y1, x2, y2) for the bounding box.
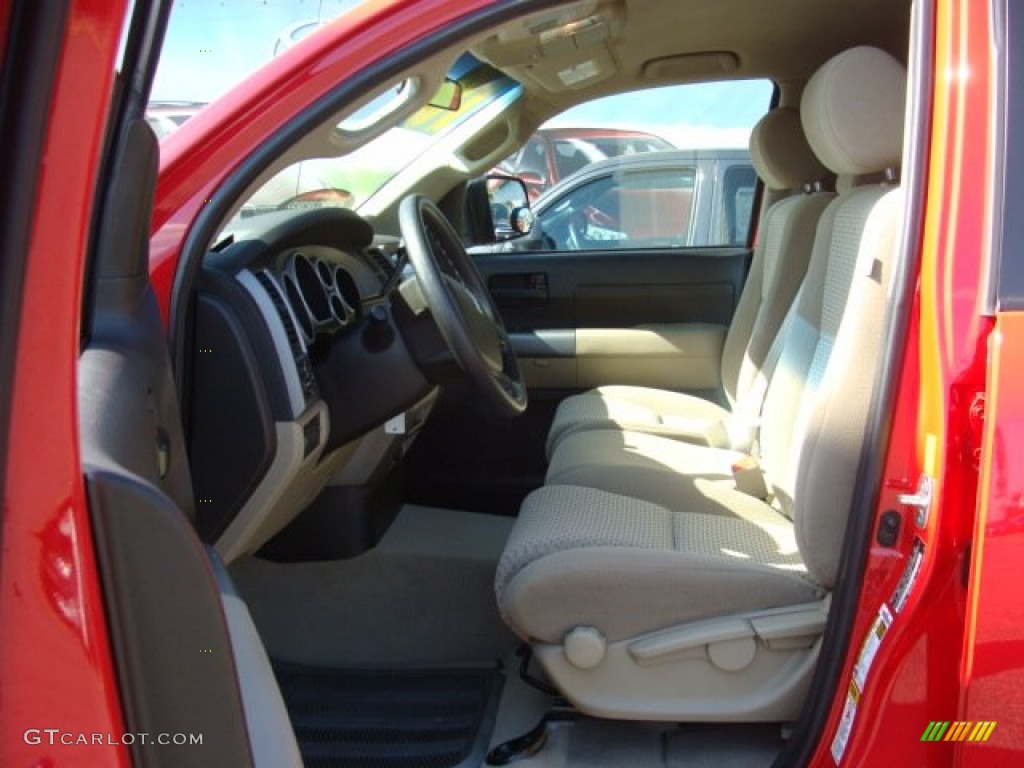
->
(642, 52, 740, 82)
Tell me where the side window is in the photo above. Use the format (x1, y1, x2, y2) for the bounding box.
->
(538, 167, 697, 250)
(491, 79, 774, 252)
(722, 165, 758, 245)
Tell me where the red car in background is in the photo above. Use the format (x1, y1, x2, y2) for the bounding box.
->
(1, 1, 1023, 767)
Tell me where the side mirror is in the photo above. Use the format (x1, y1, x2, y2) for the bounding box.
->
(464, 174, 534, 245)
(510, 207, 535, 235)
(516, 170, 547, 200)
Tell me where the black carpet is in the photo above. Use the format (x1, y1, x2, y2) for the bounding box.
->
(272, 661, 504, 768)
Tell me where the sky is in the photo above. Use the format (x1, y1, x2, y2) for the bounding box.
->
(543, 80, 774, 149)
(151, 0, 363, 103)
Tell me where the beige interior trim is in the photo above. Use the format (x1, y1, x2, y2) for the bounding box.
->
(533, 599, 828, 722)
(520, 324, 726, 390)
(329, 390, 439, 486)
(216, 401, 334, 563)
(221, 594, 303, 767)
(575, 324, 724, 357)
(521, 357, 578, 389)
(575, 324, 725, 390)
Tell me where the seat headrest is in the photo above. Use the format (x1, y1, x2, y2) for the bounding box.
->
(749, 108, 829, 190)
(800, 46, 907, 176)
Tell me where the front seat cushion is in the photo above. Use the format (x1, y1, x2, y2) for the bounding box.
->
(545, 385, 735, 457)
(496, 485, 821, 645)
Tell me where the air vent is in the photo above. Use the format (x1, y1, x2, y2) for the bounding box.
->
(255, 271, 301, 351)
(366, 247, 394, 280)
(254, 270, 318, 401)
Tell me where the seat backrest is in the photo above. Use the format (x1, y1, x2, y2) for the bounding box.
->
(721, 108, 834, 413)
(756, 47, 907, 587)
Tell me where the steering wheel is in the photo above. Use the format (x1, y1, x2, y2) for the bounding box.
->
(398, 195, 527, 417)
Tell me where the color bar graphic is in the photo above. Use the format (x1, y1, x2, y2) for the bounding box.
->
(921, 721, 996, 742)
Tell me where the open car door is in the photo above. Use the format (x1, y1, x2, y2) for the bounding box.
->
(0, 2, 298, 765)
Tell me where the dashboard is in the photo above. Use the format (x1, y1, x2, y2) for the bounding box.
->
(188, 207, 438, 563)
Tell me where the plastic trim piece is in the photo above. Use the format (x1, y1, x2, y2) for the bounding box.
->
(237, 270, 307, 417)
(214, 401, 330, 563)
(508, 330, 576, 357)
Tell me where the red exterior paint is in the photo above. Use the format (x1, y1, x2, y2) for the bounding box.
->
(960, 311, 1024, 764)
(0, 1, 132, 766)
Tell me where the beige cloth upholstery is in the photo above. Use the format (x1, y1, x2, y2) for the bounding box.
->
(545, 108, 833, 457)
(497, 49, 906, 721)
(496, 486, 820, 644)
(793, 186, 903, 584)
(547, 386, 734, 451)
(547, 429, 743, 513)
(800, 46, 906, 176)
(541, 182, 903, 584)
(749, 107, 829, 190)
(543, 49, 906, 564)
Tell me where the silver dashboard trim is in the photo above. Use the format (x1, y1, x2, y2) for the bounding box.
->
(236, 269, 307, 418)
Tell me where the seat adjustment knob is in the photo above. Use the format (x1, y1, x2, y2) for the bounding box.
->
(564, 626, 606, 669)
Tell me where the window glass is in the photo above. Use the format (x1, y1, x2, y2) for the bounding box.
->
(539, 167, 697, 250)
(237, 57, 520, 218)
(506, 80, 773, 250)
(149, 0, 366, 139)
(722, 165, 759, 245)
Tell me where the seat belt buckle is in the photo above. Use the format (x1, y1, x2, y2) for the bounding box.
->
(732, 456, 769, 500)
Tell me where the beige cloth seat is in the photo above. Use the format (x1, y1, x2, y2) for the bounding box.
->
(497, 46, 907, 722)
(547, 429, 746, 512)
(545, 107, 833, 458)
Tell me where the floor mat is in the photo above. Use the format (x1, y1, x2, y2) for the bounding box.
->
(273, 661, 504, 768)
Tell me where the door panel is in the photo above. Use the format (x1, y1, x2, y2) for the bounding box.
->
(477, 246, 748, 393)
(81, 121, 257, 767)
(481, 247, 747, 330)
(405, 245, 746, 515)
(575, 324, 726, 390)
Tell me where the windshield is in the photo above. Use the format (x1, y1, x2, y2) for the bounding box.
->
(245, 57, 520, 218)
(152, 1, 521, 221)
(150, 0, 365, 131)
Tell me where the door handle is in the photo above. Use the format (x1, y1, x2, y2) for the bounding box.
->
(488, 272, 548, 302)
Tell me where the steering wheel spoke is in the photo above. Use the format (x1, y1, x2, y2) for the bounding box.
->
(399, 195, 527, 417)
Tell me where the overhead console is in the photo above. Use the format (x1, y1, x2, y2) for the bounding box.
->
(474, 0, 625, 92)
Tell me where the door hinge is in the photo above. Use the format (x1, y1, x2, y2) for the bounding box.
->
(966, 392, 986, 470)
(898, 473, 934, 528)
(961, 539, 973, 589)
